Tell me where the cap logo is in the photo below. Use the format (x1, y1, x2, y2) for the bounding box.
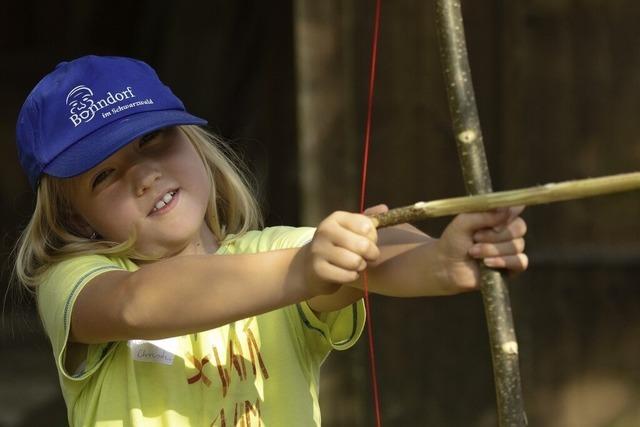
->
(66, 84, 146, 127)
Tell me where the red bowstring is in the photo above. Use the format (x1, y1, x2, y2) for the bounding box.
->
(359, 0, 382, 426)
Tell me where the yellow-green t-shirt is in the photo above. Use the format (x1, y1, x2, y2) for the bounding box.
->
(37, 226, 365, 427)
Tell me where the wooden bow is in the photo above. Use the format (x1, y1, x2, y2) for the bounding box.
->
(432, 1, 528, 424)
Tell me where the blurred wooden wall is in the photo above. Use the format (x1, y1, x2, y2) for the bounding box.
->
(296, 1, 640, 426)
(1, 1, 639, 426)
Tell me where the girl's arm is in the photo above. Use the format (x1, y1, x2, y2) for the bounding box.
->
(71, 215, 420, 344)
(70, 248, 337, 344)
(71, 206, 526, 344)
(306, 205, 528, 313)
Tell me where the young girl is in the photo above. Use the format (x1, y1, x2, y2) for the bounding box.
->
(14, 55, 528, 426)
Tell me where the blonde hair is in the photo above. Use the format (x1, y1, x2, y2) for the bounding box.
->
(13, 125, 263, 291)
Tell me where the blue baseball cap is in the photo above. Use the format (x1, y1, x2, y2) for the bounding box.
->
(16, 55, 207, 189)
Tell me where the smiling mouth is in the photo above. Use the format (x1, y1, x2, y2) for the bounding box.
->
(150, 190, 178, 214)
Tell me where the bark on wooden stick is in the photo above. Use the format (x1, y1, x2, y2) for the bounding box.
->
(371, 172, 640, 228)
(435, 1, 528, 425)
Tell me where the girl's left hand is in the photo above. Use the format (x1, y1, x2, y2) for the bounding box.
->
(436, 206, 528, 291)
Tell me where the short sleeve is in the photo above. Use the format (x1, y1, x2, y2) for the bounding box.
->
(266, 226, 316, 249)
(270, 227, 366, 355)
(221, 226, 316, 254)
(37, 255, 126, 380)
(295, 301, 365, 356)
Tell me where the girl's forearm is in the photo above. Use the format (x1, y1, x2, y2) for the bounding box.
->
(306, 225, 454, 313)
(306, 240, 453, 314)
(108, 225, 448, 341)
(362, 239, 453, 297)
(98, 248, 331, 341)
(356, 224, 455, 297)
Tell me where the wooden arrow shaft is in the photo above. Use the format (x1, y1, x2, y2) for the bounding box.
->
(371, 172, 640, 228)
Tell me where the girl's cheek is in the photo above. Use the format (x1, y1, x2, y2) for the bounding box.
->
(92, 200, 137, 242)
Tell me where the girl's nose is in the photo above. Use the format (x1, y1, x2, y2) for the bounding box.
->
(131, 162, 162, 197)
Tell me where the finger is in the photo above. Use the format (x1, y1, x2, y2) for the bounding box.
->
(324, 246, 368, 272)
(493, 205, 526, 233)
(330, 211, 376, 235)
(483, 254, 529, 272)
(473, 217, 527, 243)
(363, 204, 389, 216)
(313, 258, 360, 283)
(507, 205, 526, 221)
(449, 208, 512, 234)
(332, 212, 379, 245)
(469, 238, 526, 258)
(319, 218, 379, 261)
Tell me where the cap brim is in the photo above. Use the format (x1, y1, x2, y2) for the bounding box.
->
(43, 109, 207, 179)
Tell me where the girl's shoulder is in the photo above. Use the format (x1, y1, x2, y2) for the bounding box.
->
(38, 254, 135, 299)
(220, 226, 316, 254)
(36, 254, 136, 345)
(44, 254, 136, 280)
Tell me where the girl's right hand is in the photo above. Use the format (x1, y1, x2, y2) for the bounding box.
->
(305, 211, 380, 293)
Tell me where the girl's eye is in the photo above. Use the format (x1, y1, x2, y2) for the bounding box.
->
(139, 130, 162, 147)
(92, 169, 112, 189)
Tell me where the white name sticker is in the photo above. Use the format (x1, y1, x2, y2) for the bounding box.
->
(128, 338, 178, 366)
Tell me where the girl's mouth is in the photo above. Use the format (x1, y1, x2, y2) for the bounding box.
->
(150, 189, 179, 215)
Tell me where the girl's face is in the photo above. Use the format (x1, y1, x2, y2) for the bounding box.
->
(69, 126, 216, 257)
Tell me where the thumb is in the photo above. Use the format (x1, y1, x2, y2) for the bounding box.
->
(363, 204, 389, 216)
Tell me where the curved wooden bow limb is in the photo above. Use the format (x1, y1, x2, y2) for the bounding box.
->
(370, 172, 640, 228)
(434, 1, 528, 425)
